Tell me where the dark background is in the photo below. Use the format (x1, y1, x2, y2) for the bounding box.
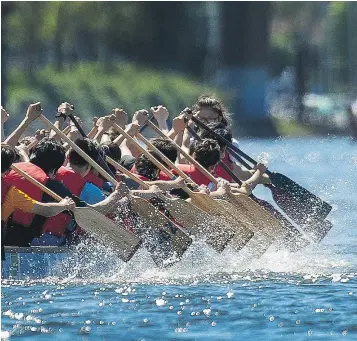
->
(2, 2, 356, 137)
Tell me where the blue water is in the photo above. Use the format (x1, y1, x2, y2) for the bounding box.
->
(2, 137, 357, 340)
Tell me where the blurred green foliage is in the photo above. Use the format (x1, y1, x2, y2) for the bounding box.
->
(2, 1, 355, 135)
(5, 62, 224, 131)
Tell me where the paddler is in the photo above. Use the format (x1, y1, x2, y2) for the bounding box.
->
(1, 143, 75, 260)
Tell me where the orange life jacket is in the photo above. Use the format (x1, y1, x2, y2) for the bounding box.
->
(5, 163, 74, 238)
(1, 178, 12, 205)
(4, 162, 48, 227)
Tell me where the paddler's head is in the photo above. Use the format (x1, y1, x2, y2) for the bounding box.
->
(135, 152, 162, 181)
(100, 142, 122, 175)
(68, 138, 99, 177)
(190, 138, 221, 172)
(199, 122, 232, 159)
(1, 143, 16, 176)
(150, 137, 178, 165)
(29, 138, 66, 178)
(193, 95, 231, 127)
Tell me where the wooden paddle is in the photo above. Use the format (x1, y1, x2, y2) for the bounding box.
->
(11, 164, 141, 262)
(144, 120, 295, 256)
(106, 156, 237, 252)
(66, 114, 194, 264)
(41, 114, 192, 268)
(220, 145, 332, 243)
(191, 116, 332, 226)
(185, 125, 310, 252)
(123, 125, 259, 253)
(111, 123, 245, 252)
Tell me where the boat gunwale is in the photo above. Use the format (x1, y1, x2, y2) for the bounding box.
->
(4, 246, 73, 254)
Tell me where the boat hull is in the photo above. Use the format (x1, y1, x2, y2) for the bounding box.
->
(2, 246, 72, 280)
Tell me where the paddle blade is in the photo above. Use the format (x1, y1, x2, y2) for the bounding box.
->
(160, 197, 235, 253)
(73, 207, 141, 262)
(130, 197, 192, 268)
(189, 192, 254, 252)
(269, 172, 332, 224)
(250, 195, 309, 250)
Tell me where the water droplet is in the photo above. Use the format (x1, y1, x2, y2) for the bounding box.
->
(155, 299, 166, 306)
(203, 309, 211, 316)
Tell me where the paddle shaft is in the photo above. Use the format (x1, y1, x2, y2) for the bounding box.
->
(68, 113, 87, 137)
(186, 126, 243, 186)
(40, 115, 118, 185)
(112, 123, 174, 179)
(67, 114, 118, 179)
(191, 116, 267, 173)
(139, 115, 154, 133)
(105, 156, 149, 189)
(11, 164, 63, 202)
(191, 116, 332, 224)
(146, 121, 218, 185)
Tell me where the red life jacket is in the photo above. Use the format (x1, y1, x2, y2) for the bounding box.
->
(84, 170, 104, 189)
(55, 166, 86, 196)
(174, 164, 212, 186)
(49, 166, 89, 236)
(131, 165, 158, 182)
(131, 164, 172, 182)
(213, 152, 233, 182)
(4, 162, 48, 227)
(158, 171, 172, 181)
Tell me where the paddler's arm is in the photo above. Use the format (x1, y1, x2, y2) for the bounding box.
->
(232, 162, 271, 185)
(131, 185, 165, 200)
(49, 102, 74, 142)
(87, 117, 99, 139)
(89, 182, 130, 215)
(150, 106, 169, 134)
(1, 186, 75, 222)
(4, 103, 42, 148)
(142, 177, 185, 192)
(93, 115, 114, 143)
(112, 122, 141, 158)
(236, 163, 268, 195)
(1, 106, 10, 141)
(167, 113, 190, 163)
(32, 197, 76, 217)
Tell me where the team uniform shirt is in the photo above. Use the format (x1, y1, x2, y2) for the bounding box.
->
(1, 186, 36, 222)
